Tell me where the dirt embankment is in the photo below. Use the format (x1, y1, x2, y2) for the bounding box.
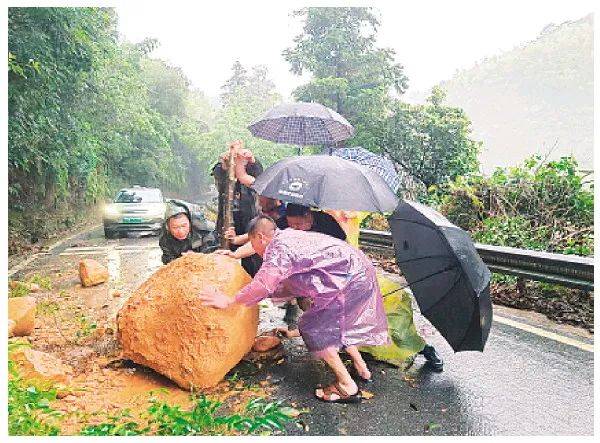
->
(8, 204, 102, 259)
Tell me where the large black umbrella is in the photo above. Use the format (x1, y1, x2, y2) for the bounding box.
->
(248, 102, 354, 146)
(388, 200, 493, 352)
(252, 155, 398, 212)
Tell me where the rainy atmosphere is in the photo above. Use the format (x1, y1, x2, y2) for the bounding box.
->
(4, 0, 595, 438)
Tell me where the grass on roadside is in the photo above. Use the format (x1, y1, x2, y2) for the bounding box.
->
(8, 342, 63, 436)
(80, 394, 299, 436)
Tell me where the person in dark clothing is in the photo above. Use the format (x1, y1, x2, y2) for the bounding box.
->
(159, 199, 218, 264)
(285, 203, 347, 241)
(212, 141, 263, 276)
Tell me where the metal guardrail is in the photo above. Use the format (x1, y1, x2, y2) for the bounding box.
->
(359, 229, 594, 291)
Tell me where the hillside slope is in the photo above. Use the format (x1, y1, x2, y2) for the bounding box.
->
(439, 14, 593, 173)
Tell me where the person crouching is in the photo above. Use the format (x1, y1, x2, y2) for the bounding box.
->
(199, 215, 389, 403)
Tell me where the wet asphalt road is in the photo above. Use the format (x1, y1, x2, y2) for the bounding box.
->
(11, 226, 594, 436)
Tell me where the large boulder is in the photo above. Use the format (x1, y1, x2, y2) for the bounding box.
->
(79, 259, 109, 287)
(117, 254, 258, 390)
(10, 348, 72, 384)
(8, 296, 37, 336)
(8, 320, 16, 337)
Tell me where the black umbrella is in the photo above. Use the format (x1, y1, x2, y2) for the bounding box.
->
(248, 102, 354, 146)
(388, 200, 493, 352)
(252, 155, 398, 212)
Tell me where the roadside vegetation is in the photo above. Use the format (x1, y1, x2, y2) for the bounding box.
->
(9, 340, 299, 436)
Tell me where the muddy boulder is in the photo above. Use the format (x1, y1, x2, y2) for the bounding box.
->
(8, 319, 16, 337)
(10, 348, 72, 384)
(79, 259, 109, 287)
(8, 296, 37, 336)
(117, 254, 258, 390)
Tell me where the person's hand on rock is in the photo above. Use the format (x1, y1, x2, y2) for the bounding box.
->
(197, 286, 232, 309)
(214, 249, 235, 258)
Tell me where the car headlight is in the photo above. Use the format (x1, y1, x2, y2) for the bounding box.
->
(103, 205, 121, 219)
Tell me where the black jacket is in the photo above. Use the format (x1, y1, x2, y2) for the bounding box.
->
(159, 199, 218, 264)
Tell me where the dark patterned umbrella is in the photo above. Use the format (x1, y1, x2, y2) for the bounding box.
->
(388, 200, 493, 352)
(333, 147, 401, 193)
(252, 155, 398, 212)
(248, 102, 354, 146)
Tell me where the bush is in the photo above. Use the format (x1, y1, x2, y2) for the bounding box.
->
(428, 155, 593, 255)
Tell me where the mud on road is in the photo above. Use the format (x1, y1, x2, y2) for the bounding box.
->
(8, 226, 595, 436)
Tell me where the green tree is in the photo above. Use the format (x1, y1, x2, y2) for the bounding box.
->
(283, 7, 408, 149)
(380, 88, 482, 189)
(8, 7, 213, 245)
(194, 62, 295, 170)
(220, 60, 248, 105)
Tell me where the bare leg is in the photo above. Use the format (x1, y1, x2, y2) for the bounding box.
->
(345, 346, 371, 380)
(315, 347, 358, 399)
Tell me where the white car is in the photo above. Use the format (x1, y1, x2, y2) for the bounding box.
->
(102, 186, 166, 238)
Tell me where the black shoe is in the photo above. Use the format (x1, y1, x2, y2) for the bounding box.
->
(419, 345, 444, 372)
(283, 302, 300, 329)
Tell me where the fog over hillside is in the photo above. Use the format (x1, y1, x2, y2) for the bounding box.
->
(439, 14, 593, 174)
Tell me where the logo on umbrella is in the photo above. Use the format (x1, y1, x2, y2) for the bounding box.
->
(289, 181, 303, 192)
(278, 179, 306, 199)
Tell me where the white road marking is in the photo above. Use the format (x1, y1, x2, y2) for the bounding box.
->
(59, 251, 106, 256)
(12, 244, 594, 354)
(394, 280, 593, 353)
(106, 246, 121, 283)
(494, 314, 594, 353)
(59, 245, 160, 256)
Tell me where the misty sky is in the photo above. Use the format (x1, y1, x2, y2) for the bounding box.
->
(117, 0, 595, 101)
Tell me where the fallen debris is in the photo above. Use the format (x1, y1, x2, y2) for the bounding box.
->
(10, 347, 72, 384)
(252, 335, 281, 352)
(79, 259, 109, 287)
(117, 254, 258, 390)
(9, 280, 42, 293)
(8, 319, 16, 337)
(8, 296, 37, 336)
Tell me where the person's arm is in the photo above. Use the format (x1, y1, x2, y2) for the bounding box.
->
(213, 240, 255, 259)
(199, 243, 294, 308)
(224, 227, 249, 246)
(232, 241, 255, 259)
(235, 161, 255, 187)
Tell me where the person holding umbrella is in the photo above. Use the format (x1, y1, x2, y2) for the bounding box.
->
(200, 215, 389, 403)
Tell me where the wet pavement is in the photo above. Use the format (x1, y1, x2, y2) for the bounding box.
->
(9, 226, 595, 436)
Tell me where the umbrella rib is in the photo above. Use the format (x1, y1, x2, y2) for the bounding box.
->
(391, 219, 451, 232)
(382, 264, 458, 298)
(394, 254, 452, 264)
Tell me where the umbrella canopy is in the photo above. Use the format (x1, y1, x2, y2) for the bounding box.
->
(248, 102, 354, 146)
(388, 200, 493, 352)
(252, 155, 398, 212)
(333, 147, 401, 193)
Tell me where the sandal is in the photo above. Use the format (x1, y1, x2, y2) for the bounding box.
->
(348, 365, 373, 384)
(315, 382, 362, 404)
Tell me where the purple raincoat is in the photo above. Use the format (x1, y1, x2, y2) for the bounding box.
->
(235, 229, 389, 354)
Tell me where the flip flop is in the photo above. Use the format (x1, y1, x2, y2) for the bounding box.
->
(315, 382, 362, 404)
